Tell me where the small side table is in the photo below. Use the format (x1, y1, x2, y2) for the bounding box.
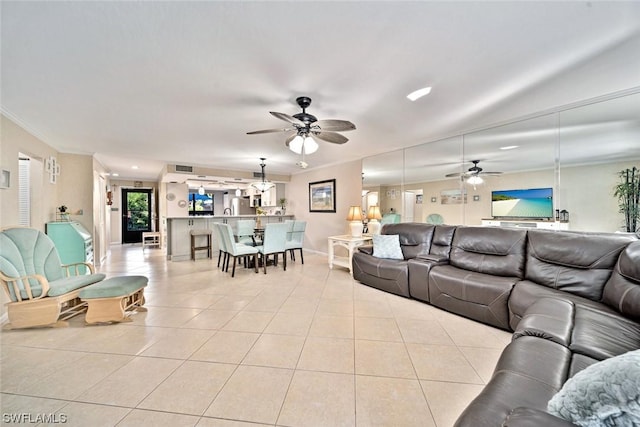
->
(328, 234, 373, 275)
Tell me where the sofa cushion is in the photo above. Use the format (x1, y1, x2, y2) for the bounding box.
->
(455, 336, 571, 427)
(508, 280, 619, 330)
(429, 265, 518, 329)
(449, 226, 527, 277)
(380, 223, 435, 259)
(547, 349, 640, 427)
(602, 240, 640, 320)
(525, 230, 635, 301)
(372, 234, 403, 260)
(429, 225, 456, 258)
(352, 252, 410, 297)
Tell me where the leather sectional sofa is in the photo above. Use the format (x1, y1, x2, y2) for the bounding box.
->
(352, 223, 640, 426)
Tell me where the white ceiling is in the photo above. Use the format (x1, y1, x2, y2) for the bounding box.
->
(2, 1, 640, 181)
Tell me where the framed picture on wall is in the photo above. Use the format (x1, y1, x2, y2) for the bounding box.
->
(309, 179, 336, 212)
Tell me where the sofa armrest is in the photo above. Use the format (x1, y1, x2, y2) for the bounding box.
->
(357, 245, 374, 256)
(0, 271, 50, 302)
(512, 298, 574, 347)
(415, 254, 449, 264)
(503, 407, 577, 427)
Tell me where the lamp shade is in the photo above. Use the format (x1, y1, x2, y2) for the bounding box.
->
(346, 206, 363, 221)
(367, 206, 382, 220)
(466, 175, 483, 185)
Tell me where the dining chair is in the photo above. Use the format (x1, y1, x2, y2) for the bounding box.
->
(212, 223, 228, 269)
(236, 219, 256, 246)
(255, 222, 289, 274)
(219, 223, 259, 277)
(286, 220, 306, 264)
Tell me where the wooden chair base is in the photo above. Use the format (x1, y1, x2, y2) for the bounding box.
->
(3, 291, 87, 329)
(83, 288, 146, 325)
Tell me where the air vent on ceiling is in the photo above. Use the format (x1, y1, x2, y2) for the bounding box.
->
(175, 164, 193, 173)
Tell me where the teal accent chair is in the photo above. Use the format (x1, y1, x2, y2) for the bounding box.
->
(285, 221, 307, 264)
(0, 227, 106, 329)
(235, 219, 256, 246)
(381, 213, 401, 225)
(218, 223, 259, 277)
(426, 213, 444, 225)
(255, 223, 289, 274)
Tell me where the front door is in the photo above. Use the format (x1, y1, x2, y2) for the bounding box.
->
(122, 189, 152, 243)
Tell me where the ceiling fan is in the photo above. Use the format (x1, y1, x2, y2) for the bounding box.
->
(246, 96, 356, 156)
(445, 160, 502, 188)
(445, 160, 503, 179)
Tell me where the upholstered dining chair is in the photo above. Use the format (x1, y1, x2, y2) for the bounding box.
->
(218, 223, 259, 277)
(285, 221, 306, 264)
(212, 223, 228, 269)
(255, 222, 289, 274)
(235, 219, 256, 246)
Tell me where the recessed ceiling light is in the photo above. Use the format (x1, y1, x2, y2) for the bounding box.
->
(407, 87, 432, 101)
(112, 173, 119, 177)
(500, 145, 519, 150)
(131, 165, 139, 169)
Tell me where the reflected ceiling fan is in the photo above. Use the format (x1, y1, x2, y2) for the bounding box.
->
(246, 96, 356, 158)
(445, 160, 502, 188)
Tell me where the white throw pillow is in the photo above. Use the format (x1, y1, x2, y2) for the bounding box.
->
(372, 234, 404, 260)
(547, 349, 640, 427)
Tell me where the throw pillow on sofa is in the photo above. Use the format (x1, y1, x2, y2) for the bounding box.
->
(547, 349, 640, 427)
(372, 234, 404, 260)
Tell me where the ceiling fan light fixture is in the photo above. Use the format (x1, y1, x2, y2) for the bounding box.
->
(407, 86, 432, 101)
(198, 185, 205, 195)
(466, 175, 484, 185)
(289, 134, 319, 155)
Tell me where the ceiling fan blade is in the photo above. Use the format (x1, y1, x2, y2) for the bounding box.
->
(480, 172, 503, 176)
(270, 111, 305, 126)
(313, 131, 348, 144)
(314, 119, 356, 132)
(445, 172, 464, 178)
(247, 127, 293, 135)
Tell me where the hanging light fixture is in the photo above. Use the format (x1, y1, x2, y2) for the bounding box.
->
(288, 133, 319, 155)
(466, 175, 483, 190)
(250, 158, 276, 193)
(198, 185, 205, 195)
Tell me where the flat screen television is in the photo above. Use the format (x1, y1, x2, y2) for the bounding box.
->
(491, 187, 553, 220)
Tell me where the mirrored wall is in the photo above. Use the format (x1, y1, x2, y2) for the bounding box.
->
(362, 90, 640, 232)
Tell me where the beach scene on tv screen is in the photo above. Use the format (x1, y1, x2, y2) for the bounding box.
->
(492, 188, 553, 218)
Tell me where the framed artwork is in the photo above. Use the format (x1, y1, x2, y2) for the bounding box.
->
(309, 179, 336, 212)
(440, 189, 467, 205)
(416, 194, 423, 204)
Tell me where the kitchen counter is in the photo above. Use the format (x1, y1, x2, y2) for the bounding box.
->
(165, 215, 294, 261)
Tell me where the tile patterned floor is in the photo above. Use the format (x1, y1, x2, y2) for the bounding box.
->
(1, 245, 512, 427)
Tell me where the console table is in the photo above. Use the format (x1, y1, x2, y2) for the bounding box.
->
(328, 234, 373, 275)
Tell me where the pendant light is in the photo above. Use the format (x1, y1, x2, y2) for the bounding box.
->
(198, 185, 205, 195)
(250, 158, 275, 193)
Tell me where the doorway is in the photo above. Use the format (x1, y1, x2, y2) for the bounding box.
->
(122, 189, 152, 243)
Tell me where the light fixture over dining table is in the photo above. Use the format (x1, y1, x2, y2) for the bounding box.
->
(250, 158, 275, 193)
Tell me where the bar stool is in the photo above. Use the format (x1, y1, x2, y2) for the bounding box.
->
(190, 229, 212, 261)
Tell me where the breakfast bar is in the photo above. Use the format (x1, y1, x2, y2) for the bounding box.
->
(166, 215, 293, 261)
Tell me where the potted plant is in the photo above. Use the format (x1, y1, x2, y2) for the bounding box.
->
(614, 166, 640, 232)
(279, 197, 287, 212)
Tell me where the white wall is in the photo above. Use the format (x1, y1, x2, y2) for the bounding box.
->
(288, 159, 362, 254)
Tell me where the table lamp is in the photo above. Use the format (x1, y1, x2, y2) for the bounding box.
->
(367, 205, 382, 234)
(346, 206, 363, 237)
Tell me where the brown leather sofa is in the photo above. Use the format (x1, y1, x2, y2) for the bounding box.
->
(351, 223, 639, 426)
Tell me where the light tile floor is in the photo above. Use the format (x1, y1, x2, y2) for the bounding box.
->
(1, 245, 512, 427)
